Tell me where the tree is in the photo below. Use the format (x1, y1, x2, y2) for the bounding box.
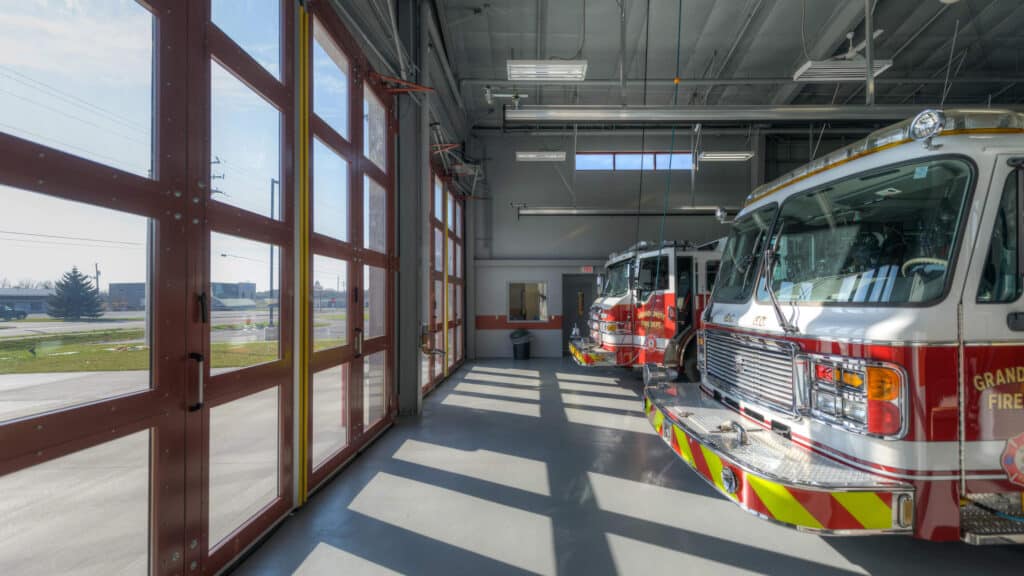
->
(47, 266, 104, 320)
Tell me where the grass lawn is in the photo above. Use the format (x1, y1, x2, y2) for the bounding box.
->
(313, 338, 347, 352)
(0, 328, 280, 373)
(210, 341, 279, 368)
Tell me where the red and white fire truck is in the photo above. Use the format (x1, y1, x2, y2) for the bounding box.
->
(569, 239, 722, 382)
(645, 109, 1024, 544)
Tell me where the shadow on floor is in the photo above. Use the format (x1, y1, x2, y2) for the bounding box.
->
(231, 358, 1023, 576)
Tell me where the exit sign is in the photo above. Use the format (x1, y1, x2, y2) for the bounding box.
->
(581, 265, 594, 273)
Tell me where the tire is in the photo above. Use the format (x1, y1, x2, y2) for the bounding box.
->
(16, 313, 26, 320)
(676, 347, 699, 383)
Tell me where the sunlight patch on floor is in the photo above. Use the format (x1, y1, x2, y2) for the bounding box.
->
(563, 407, 653, 434)
(349, 472, 556, 575)
(560, 392, 643, 413)
(555, 372, 623, 385)
(392, 439, 550, 496)
(468, 365, 541, 378)
(605, 533, 763, 576)
(292, 542, 399, 576)
(453, 382, 541, 401)
(586, 472, 864, 570)
(442, 393, 541, 418)
(556, 380, 638, 398)
(462, 371, 542, 387)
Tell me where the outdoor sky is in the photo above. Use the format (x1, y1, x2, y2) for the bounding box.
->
(0, 0, 311, 294)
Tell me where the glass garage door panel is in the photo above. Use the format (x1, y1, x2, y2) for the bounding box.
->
(208, 385, 280, 547)
(0, 429, 150, 576)
(363, 351, 385, 428)
(312, 18, 350, 139)
(0, 2, 154, 178)
(363, 266, 386, 340)
(211, 0, 281, 80)
(362, 86, 386, 171)
(210, 60, 282, 219)
(363, 176, 387, 254)
(312, 138, 349, 242)
(312, 255, 348, 351)
(210, 232, 281, 372)
(312, 363, 348, 469)
(0, 185, 152, 424)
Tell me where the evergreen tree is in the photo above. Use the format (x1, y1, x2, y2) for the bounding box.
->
(47, 266, 104, 320)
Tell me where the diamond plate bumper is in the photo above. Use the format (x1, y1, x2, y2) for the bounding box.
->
(569, 338, 618, 367)
(645, 383, 915, 535)
(961, 494, 1024, 545)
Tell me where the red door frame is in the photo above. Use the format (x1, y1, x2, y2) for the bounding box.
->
(0, 1, 190, 574)
(186, 1, 295, 573)
(424, 171, 465, 395)
(303, 0, 398, 495)
(0, 1, 398, 573)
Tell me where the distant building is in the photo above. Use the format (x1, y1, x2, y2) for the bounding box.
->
(0, 288, 53, 314)
(211, 282, 258, 310)
(109, 282, 146, 311)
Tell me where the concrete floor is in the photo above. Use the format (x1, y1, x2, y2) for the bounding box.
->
(232, 358, 1024, 576)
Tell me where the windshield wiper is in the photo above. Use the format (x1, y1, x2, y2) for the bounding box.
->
(761, 248, 800, 334)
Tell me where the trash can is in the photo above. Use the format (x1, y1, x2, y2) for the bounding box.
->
(510, 329, 531, 360)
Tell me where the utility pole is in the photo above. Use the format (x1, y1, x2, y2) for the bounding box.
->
(268, 178, 279, 327)
(94, 262, 101, 293)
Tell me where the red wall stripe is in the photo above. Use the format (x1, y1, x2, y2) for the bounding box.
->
(476, 315, 563, 330)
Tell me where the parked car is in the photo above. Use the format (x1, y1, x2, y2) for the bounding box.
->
(0, 305, 28, 321)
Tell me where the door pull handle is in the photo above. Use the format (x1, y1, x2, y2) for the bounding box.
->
(188, 352, 205, 412)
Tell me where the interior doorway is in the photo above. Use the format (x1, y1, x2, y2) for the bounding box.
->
(561, 274, 597, 354)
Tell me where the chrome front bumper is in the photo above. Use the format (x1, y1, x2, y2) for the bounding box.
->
(645, 382, 915, 535)
(569, 338, 618, 367)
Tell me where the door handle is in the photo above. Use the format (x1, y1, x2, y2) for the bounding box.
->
(188, 352, 204, 412)
(1008, 312, 1024, 332)
(354, 328, 363, 358)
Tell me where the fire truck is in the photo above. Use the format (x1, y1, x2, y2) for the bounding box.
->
(569, 239, 722, 382)
(645, 109, 1024, 544)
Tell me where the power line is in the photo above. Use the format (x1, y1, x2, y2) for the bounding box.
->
(0, 65, 149, 133)
(0, 229, 144, 245)
(0, 86, 150, 147)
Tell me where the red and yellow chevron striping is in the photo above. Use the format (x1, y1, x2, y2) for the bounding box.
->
(646, 398, 896, 532)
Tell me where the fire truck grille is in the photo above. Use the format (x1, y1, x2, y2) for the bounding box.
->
(704, 329, 797, 414)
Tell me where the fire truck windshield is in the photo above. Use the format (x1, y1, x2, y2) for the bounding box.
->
(714, 204, 778, 303)
(602, 260, 631, 297)
(759, 158, 973, 305)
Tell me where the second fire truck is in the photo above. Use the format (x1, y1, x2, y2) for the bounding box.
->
(569, 239, 722, 382)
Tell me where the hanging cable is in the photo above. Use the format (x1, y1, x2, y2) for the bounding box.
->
(650, 0, 686, 331)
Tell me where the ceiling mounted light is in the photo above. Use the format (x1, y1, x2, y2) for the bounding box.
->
(516, 151, 566, 162)
(507, 60, 588, 82)
(699, 151, 755, 162)
(793, 59, 892, 82)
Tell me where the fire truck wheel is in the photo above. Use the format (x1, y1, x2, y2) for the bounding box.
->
(679, 349, 700, 383)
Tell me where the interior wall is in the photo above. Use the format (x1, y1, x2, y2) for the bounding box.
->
(469, 132, 756, 357)
(475, 259, 604, 358)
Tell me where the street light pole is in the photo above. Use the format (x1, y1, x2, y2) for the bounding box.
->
(269, 178, 279, 327)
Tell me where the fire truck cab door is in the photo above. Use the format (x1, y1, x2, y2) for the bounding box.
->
(960, 155, 1024, 492)
(635, 252, 673, 362)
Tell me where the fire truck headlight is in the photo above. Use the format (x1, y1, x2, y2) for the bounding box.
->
(808, 357, 906, 439)
(910, 109, 946, 141)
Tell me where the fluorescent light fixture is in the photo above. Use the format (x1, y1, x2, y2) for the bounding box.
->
(516, 151, 566, 162)
(699, 151, 755, 162)
(793, 59, 892, 82)
(507, 59, 588, 82)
